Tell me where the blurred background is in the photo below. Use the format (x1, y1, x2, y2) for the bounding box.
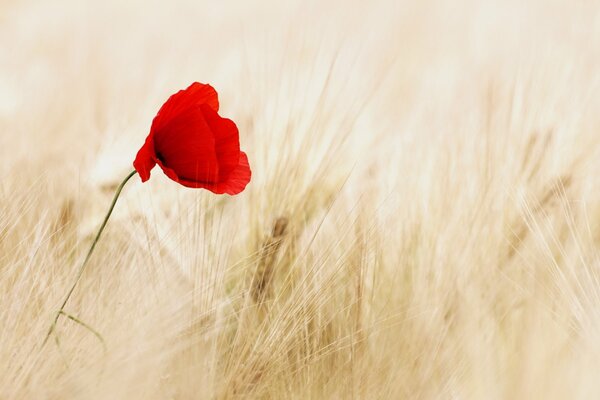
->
(1, 0, 600, 398)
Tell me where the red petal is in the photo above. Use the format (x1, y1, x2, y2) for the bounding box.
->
(133, 135, 156, 182)
(218, 151, 252, 195)
(152, 82, 219, 133)
(153, 105, 220, 183)
(133, 82, 250, 195)
(173, 152, 251, 195)
(200, 105, 240, 181)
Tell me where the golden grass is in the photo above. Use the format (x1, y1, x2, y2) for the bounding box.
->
(2, 0, 600, 398)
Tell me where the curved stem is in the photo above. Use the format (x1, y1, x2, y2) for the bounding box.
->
(59, 310, 107, 352)
(42, 170, 137, 348)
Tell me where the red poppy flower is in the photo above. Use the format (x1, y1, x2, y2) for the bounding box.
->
(133, 82, 251, 195)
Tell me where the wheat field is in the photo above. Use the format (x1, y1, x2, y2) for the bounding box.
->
(2, 0, 600, 398)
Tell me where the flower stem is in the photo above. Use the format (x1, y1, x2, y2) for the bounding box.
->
(42, 170, 137, 348)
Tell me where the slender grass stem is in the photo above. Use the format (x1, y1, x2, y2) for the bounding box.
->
(58, 310, 107, 351)
(42, 170, 137, 348)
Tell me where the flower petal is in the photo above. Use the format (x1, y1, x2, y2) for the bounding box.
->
(173, 152, 251, 195)
(133, 135, 156, 182)
(200, 105, 241, 181)
(153, 105, 220, 183)
(152, 82, 219, 133)
(133, 82, 251, 195)
(218, 151, 252, 195)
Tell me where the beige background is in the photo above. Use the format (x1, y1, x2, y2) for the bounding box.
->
(1, 0, 600, 398)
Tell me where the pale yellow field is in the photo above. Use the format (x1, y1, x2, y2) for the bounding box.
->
(2, 0, 600, 398)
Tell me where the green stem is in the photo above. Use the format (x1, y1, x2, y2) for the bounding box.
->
(42, 170, 137, 348)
